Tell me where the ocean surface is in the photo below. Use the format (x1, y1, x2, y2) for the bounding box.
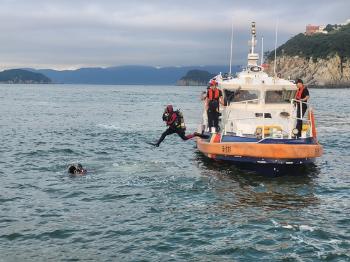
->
(0, 84, 349, 261)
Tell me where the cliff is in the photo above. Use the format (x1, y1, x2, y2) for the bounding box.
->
(266, 23, 350, 87)
(266, 54, 350, 87)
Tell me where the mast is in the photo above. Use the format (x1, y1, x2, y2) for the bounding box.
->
(261, 36, 264, 65)
(251, 22, 256, 54)
(247, 22, 259, 66)
(273, 20, 278, 77)
(229, 20, 233, 75)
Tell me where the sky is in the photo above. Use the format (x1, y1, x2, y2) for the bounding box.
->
(0, 0, 349, 70)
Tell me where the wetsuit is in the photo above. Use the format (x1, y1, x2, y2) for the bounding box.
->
(155, 109, 195, 146)
(68, 163, 86, 175)
(153, 105, 209, 147)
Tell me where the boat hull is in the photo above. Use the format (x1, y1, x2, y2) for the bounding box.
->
(196, 136, 323, 165)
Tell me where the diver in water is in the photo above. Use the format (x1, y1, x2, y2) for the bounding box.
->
(150, 105, 208, 147)
(68, 163, 87, 175)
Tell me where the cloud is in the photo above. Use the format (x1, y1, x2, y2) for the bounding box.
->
(0, 0, 349, 69)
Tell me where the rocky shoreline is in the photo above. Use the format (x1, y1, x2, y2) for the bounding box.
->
(308, 85, 350, 88)
(266, 54, 350, 87)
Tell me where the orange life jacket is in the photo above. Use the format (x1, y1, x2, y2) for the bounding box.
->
(295, 85, 305, 100)
(208, 88, 220, 100)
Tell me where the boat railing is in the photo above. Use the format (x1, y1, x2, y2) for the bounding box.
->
(290, 99, 309, 119)
(221, 99, 314, 139)
(290, 99, 313, 138)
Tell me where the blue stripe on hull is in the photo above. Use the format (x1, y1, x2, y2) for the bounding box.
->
(212, 155, 315, 165)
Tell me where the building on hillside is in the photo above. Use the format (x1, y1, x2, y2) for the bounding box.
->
(305, 25, 319, 35)
(305, 24, 328, 35)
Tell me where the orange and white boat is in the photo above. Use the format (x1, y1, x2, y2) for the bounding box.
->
(196, 22, 323, 167)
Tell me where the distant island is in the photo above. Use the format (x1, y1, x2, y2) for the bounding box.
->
(177, 69, 216, 86)
(0, 69, 51, 84)
(266, 22, 350, 87)
(1, 65, 238, 85)
(25, 65, 232, 85)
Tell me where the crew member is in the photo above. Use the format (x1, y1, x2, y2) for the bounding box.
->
(152, 105, 207, 147)
(295, 79, 309, 138)
(206, 80, 224, 132)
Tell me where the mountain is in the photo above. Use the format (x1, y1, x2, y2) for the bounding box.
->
(177, 69, 216, 86)
(266, 23, 350, 87)
(0, 69, 51, 84)
(26, 65, 238, 85)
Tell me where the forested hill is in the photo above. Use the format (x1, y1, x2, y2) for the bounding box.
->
(177, 70, 216, 86)
(266, 23, 350, 87)
(0, 69, 51, 84)
(268, 23, 350, 61)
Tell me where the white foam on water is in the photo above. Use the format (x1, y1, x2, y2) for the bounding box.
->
(290, 234, 304, 244)
(97, 124, 121, 130)
(271, 219, 279, 227)
(328, 239, 341, 244)
(271, 219, 298, 230)
(299, 225, 315, 232)
(282, 224, 294, 229)
(97, 123, 161, 133)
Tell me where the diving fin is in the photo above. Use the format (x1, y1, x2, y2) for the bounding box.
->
(146, 142, 159, 147)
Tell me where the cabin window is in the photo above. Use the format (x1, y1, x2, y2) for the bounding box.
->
(265, 90, 295, 104)
(226, 90, 260, 104)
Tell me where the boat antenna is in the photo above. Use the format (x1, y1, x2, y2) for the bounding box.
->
(261, 36, 264, 65)
(273, 20, 279, 77)
(229, 19, 233, 76)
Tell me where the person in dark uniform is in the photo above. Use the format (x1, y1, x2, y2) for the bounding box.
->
(152, 105, 208, 147)
(295, 79, 310, 138)
(206, 80, 224, 132)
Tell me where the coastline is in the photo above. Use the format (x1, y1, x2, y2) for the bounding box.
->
(1, 82, 349, 88)
(308, 84, 350, 89)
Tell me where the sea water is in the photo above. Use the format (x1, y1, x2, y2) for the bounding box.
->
(0, 84, 349, 261)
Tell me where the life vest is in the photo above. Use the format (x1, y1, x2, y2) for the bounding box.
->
(208, 88, 220, 100)
(295, 85, 305, 100)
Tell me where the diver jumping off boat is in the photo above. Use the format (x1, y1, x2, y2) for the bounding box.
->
(150, 105, 208, 147)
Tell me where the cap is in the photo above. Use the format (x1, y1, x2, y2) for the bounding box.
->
(210, 80, 217, 86)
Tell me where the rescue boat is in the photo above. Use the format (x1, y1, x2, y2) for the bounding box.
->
(196, 22, 323, 167)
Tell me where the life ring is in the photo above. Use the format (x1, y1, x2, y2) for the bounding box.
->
(250, 66, 261, 72)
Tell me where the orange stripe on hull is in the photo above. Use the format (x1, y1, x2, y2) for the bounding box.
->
(197, 140, 323, 159)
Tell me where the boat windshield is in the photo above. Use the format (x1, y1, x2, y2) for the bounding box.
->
(265, 90, 296, 104)
(226, 89, 260, 104)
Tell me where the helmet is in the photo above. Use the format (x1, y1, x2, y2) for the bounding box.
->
(165, 104, 173, 113)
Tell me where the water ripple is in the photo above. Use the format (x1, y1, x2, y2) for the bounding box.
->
(0, 85, 349, 261)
